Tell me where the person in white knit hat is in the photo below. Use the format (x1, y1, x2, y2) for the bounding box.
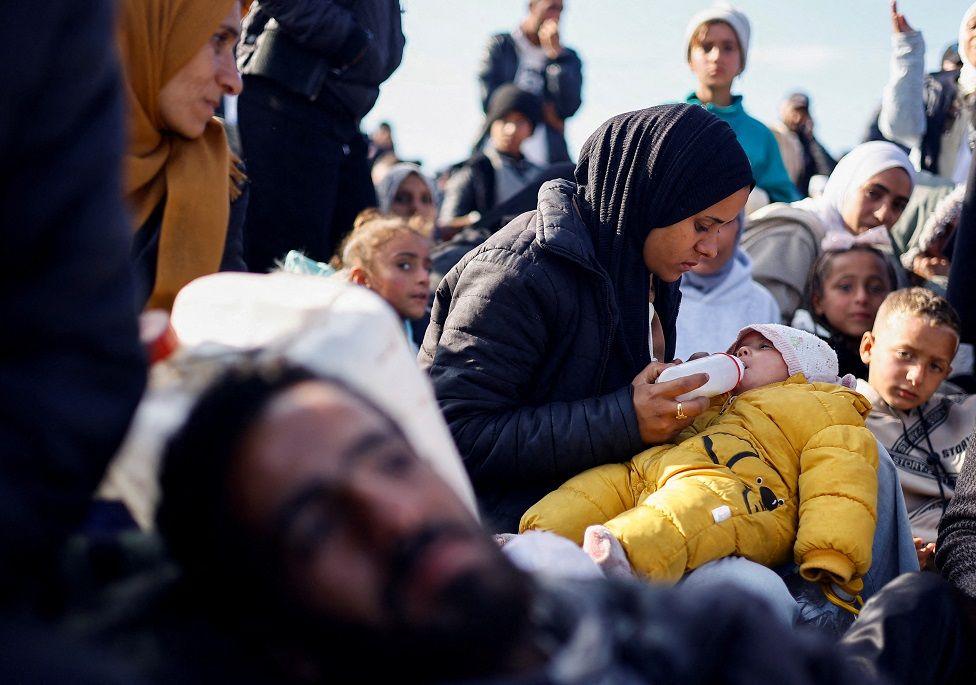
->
(682, 3, 800, 204)
(522, 324, 878, 616)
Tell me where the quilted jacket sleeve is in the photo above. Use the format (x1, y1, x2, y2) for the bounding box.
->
(424, 250, 645, 488)
(794, 394, 879, 593)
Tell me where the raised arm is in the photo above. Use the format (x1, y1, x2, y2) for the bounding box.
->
(878, 1, 927, 148)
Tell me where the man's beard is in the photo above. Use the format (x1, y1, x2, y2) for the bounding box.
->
(385, 562, 534, 683)
(285, 525, 535, 683)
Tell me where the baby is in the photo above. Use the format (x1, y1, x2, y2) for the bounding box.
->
(521, 324, 878, 600)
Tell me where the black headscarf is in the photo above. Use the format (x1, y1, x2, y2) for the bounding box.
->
(574, 104, 754, 372)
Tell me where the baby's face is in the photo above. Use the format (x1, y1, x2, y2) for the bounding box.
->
(733, 332, 790, 392)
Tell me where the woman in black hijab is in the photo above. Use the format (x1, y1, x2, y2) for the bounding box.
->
(420, 104, 754, 531)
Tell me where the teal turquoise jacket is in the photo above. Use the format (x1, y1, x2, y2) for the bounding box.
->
(686, 93, 800, 203)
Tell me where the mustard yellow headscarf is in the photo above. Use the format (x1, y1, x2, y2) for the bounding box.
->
(118, 0, 238, 311)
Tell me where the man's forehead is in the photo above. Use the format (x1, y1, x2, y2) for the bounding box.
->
(251, 383, 391, 463)
(232, 382, 399, 520)
(264, 381, 371, 419)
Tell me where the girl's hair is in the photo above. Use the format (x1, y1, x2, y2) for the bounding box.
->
(805, 245, 897, 327)
(330, 209, 428, 273)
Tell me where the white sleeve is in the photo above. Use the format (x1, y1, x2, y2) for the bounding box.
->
(878, 30, 927, 149)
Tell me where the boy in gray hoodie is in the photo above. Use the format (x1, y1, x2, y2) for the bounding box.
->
(858, 288, 976, 566)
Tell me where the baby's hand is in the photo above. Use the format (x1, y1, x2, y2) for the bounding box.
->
(914, 537, 937, 570)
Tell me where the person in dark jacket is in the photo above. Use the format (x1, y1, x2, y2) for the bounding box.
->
(0, 0, 146, 600)
(947, 139, 976, 349)
(439, 85, 543, 228)
(420, 104, 754, 532)
(88, 362, 884, 684)
(237, 0, 404, 272)
(120, 0, 247, 311)
(938, 418, 976, 598)
(478, 0, 583, 165)
(840, 571, 976, 684)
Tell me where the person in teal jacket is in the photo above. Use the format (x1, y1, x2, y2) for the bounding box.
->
(683, 4, 800, 204)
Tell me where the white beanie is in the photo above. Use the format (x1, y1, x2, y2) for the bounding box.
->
(684, 3, 751, 70)
(727, 323, 856, 388)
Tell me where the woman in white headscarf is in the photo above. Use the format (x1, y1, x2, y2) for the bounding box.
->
(878, 1, 976, 182)
(742, 141, 915, 320)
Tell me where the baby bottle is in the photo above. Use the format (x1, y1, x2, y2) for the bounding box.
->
(655, 353, 745, 402)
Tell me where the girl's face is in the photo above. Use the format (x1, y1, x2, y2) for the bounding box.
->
(840, 167, 912, 233)
(642, 186, 750, 282)
(813, 250, 892, 338)
(355, 232, 432, 320)
(390, 173, 436, 226)
(688, 21, 742, 90)
(734, 332, 789, 391)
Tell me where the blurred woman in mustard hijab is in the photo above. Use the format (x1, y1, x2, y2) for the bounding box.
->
(118, 0, 246, 310)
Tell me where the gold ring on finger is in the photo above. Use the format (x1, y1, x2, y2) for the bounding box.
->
(675, 402, 687, 420)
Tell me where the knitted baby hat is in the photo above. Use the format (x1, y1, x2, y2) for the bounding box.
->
(727, 323, 856, 388)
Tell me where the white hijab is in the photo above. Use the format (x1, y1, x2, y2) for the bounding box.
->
(794, 141, 915, 244)
(959, 3, 976, 97)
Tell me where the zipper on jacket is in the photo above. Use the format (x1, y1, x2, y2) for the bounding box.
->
(536, 197, 617, 390)
(595, 280, 613, 390)
(719, 394, 737, 416)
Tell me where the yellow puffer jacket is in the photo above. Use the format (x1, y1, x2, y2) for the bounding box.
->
(521, 375, 878, 592)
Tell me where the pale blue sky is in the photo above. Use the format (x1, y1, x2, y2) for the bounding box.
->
(364, 0, 971, 173)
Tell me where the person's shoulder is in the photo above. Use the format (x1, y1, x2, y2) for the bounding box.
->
(459, 212, 544, 272)
(940, 385, 976, 409)
(448, 154, 489, 185)
(738, 110, 778, 142)
(745, 202, 825, 237)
